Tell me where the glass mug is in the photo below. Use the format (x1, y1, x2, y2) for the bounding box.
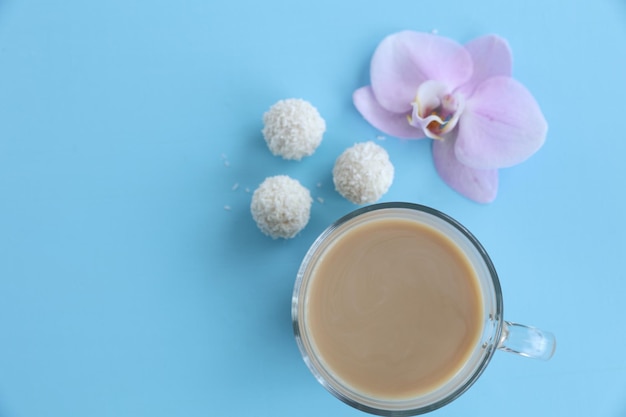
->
(292, 202, 555, 416)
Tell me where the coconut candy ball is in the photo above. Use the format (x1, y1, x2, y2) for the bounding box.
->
(251, 175, 313, 239)
(262, 98, 326, 160)
(333, 141, 394, 204)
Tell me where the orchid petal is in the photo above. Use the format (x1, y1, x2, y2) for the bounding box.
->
(456, 76, 547, 169)
(433, 136, 498, 203)
(458, 35, 512, 97)
(353, 86, 427, 139)
(370, 31, 473, 113)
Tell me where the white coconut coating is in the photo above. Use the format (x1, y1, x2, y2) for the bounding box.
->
(251, 175, 312, 239)
(333, 141, 394, 204)
(262, 99, 326, 160)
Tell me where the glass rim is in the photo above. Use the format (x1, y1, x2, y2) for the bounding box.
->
(292, 202, 504, 416)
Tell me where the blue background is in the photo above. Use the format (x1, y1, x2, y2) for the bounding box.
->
(1, 0, 625, 416)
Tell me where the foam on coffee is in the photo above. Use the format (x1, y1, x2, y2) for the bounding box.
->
(304, 217, 483, 400)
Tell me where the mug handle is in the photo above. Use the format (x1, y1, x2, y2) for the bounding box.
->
(497, 321, 556, 360)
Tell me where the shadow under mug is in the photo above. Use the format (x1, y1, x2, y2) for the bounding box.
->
(292, 202, 555, 416)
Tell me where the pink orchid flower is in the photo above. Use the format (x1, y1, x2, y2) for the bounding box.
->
(353, 31, 547, 203)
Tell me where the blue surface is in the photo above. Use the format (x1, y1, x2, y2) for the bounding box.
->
(1, 1, 625, 416)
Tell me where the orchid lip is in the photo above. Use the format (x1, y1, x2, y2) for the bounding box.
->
(408, 80, 465, 140)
